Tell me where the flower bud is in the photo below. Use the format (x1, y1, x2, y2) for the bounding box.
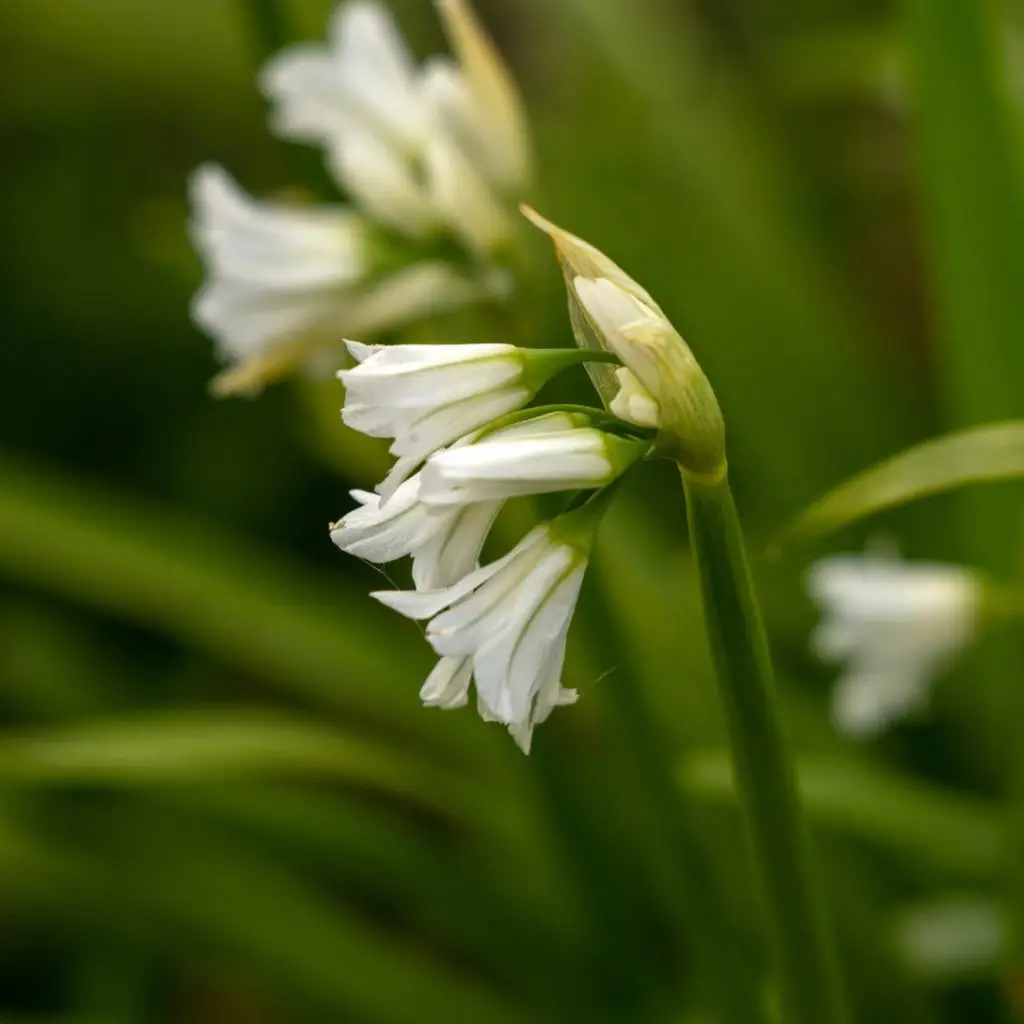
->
(522, 206, 726, 482)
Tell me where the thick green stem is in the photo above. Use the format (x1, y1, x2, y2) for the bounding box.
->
(684, 471, 847, 1024)
(238, 0, 291, 63)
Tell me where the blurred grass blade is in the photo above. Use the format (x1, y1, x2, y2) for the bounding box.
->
(238, 0, 290, 62)
(532, 0, 915, 517)
(684, 750, 1005, 879)
(0, 453, 496, 759)
(905, 0, 1024, 434)
(0, 709, 469, 810)
(775, 421, 1024, 548)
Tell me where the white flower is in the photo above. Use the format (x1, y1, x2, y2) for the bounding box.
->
(419, 417, 647, 506)
(807, 549, 981, 737)
(260, 0, 526, 250)
(374, 519, 595, 751)
(330, 477, 501, 590)
(188, 166, 487, 395)
(431, 0, 532, 191)
(340, 343, 609, 498)
(261, 1, 430, 156)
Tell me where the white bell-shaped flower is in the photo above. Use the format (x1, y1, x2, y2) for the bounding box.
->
(807, 549, 981, 737)
(330, 476, 501, 590)
(340, 344, 618, 499)
(261, 0, 526, 251)
(261, 0, 430, 156)
(374, 515, 597, 751)
(418, 415, 647, 506)
(431, 0, 532, 191)
(189, 166, 485, 395)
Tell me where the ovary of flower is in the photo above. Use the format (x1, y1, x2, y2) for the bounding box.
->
(807, 550, 981, 737)
(373, 523, 588, 752)
(418, 422, 647, 506)
(330, 476, 501, 590)
(189, 166, 487, 395)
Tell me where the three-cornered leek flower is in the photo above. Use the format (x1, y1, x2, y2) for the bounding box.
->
(331, 336, 651, 750)
(189, 0, 532, 396)
(373, 507, 604, 752)
(330, 410, 644, 587)
(808, 548, 981, 737)
(338, 342, 617, 497)
(330, 478, 501, 590)
(190, 166, 484, 396)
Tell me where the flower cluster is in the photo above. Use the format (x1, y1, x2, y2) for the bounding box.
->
(807, 547, 981, 736)
(189, 0, 531, 396)
(331, 341, 653, 751)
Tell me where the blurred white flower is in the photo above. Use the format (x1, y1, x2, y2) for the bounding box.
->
(261, 0, 430, 156)
(330, 479, 501, 590)
(374, 517, 595, 752)
(429, 0, 532, 190)
(189, 165, 489, 395)
(261, 0, 526, 249)
(807, 549, 981, 736)
(190, 0, 532, 394)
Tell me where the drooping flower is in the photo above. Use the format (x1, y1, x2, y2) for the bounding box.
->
(807, 548, 981, 736)
(373, 510, 601, 752)
(190, 0, 532, 395)
(189, 166, 484, 395)
(418, 416, 647, 505)
(339, 341, 620, 497)
(330, 477, 502, 590)
(260, 0, 524, 253)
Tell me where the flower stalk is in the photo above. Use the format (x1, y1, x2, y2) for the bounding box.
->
(684, 471, 847, 1024)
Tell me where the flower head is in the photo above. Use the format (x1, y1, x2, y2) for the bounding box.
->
(189, 166, 483, 395)
(807, 548, 981, 736)
(522, 206, 726, 481)
(190, 0, 532, 395)
(374, 511, 599, 752)
(260, 0, 526, 251)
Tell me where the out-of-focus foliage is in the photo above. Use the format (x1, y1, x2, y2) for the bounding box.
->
(1, 0, 1023, 1020)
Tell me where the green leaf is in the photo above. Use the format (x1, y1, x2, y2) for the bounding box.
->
(0, 709, 472, 813)
(0, 453, 502, 762)
(775, 421, 1024, 548)
(683, 750, 1005, 879)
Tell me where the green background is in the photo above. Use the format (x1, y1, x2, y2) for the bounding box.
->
(0, 0, 1021, 1019)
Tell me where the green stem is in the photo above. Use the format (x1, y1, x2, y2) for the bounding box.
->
(683, 471, 847, 1024)
(238, 0, 291, 63)
(584, 561, 768, 1024)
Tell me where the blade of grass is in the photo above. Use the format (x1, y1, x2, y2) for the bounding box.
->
(684, 750, 1005, 879)
(0, 453, 499, 762)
